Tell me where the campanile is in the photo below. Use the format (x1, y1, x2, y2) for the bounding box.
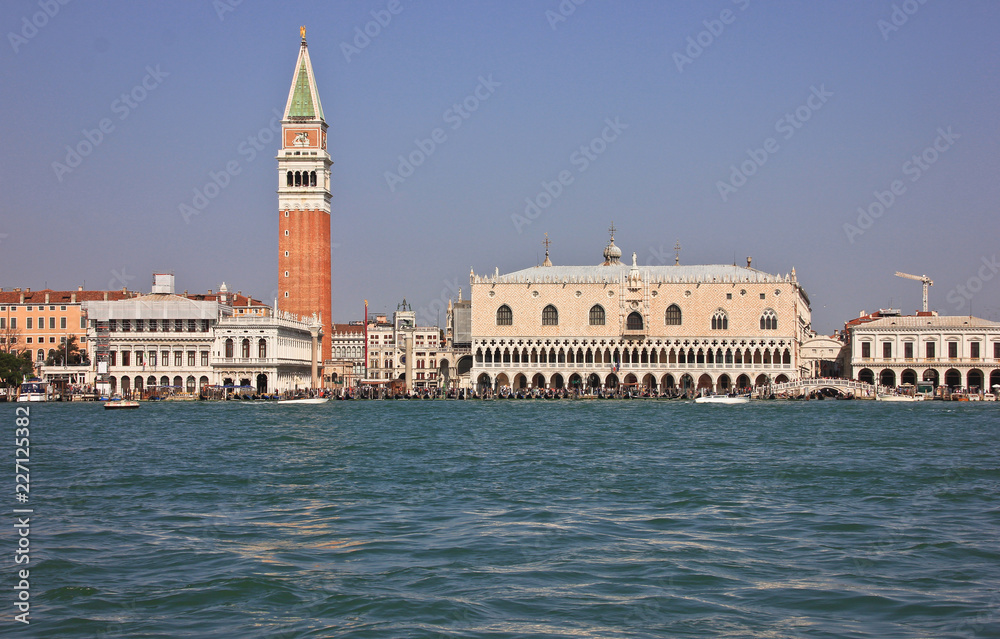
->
(277, 26, 332, 364)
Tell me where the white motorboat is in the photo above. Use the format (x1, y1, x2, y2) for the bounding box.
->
(17, 380, 47, 402)
(875, 394, 923, 402)
(694, 395, 750, 404)
(104, 400, 140, 410)
(277, 397, 329, 405)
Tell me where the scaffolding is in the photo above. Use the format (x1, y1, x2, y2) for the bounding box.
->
(93, 315, 110, 385)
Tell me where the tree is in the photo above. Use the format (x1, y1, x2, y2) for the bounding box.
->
(0, 351, 35, 391)
(0, 323, 21, 354)
(45, 335, 86, 366)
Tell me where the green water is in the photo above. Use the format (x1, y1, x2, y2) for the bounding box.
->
(7, 400, 1000, 637)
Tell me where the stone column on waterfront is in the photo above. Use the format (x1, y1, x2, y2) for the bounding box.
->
(404, 332, 415, 392)
(310, 321, 323, 389)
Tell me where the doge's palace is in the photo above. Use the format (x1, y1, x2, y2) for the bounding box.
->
(469, 231, 812, 393)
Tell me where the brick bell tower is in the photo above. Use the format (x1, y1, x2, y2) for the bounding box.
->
(278, 26, 332, 366)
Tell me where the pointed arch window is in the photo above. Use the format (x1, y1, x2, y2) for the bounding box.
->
(496, 305, 513, 326)
(760, 308, 778, 330)
(542, 305, 558, 326)
(627, 312, 644, 330)
(665, 304, 682, 326)
(711, 310, 728, 330)
(589, 304, 605, 326)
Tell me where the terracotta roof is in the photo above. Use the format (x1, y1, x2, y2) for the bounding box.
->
(331, 323, 364, 334)
(0, 289, 268, 308)
(192, 292, 268, 307)
(0, 289, 134, 304)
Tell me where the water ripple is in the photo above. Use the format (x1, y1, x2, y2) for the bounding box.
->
(19, 401, 1000, 638)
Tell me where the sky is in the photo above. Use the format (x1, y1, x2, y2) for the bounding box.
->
(1, 0, 999, 334)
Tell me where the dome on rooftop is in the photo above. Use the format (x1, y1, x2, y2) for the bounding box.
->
(603, 238, 622, 264)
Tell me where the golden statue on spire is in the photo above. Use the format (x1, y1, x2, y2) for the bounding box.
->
(300, 26, 306, 41)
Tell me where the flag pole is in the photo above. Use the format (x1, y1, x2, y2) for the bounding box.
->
(363, 300, 369, 385)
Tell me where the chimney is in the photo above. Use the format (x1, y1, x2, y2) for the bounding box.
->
(45, 292, 50, 303)
(71, 293, 77, 303)
(19, 291, 25, 304)
(25, 288, 30, 294)
(746, 257, 752, 268)
(77, 285, 83, 291)
(104, 292, 109, 301)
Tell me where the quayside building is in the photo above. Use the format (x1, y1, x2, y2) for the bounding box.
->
(846, 310, 1000, 391)
(469, 232, 812, 393)
(81, 274, 320, 397)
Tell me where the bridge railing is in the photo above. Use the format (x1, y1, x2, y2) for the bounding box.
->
(768, 377, 875, 393)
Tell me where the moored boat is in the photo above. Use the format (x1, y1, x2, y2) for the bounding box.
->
(17, 380, 47, 402)
(694, 394, 750, 404)
(104, 399, 140, 410)
(875, 394, 923, 402)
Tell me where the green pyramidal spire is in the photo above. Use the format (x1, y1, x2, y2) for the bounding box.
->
(283, 28, 325, 122)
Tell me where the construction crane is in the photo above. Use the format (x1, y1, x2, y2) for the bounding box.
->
(895, 272, 933, 312)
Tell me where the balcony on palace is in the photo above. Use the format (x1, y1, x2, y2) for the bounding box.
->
(213, 357, 306, 367)
(480, 361, 794, 369)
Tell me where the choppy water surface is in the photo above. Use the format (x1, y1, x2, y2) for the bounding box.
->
(13, 400, 1000, 638)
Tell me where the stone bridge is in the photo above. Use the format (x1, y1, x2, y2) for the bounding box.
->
(765, 377, 875, 397)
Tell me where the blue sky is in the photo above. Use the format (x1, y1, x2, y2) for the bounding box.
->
(2, 0, 998, 333)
